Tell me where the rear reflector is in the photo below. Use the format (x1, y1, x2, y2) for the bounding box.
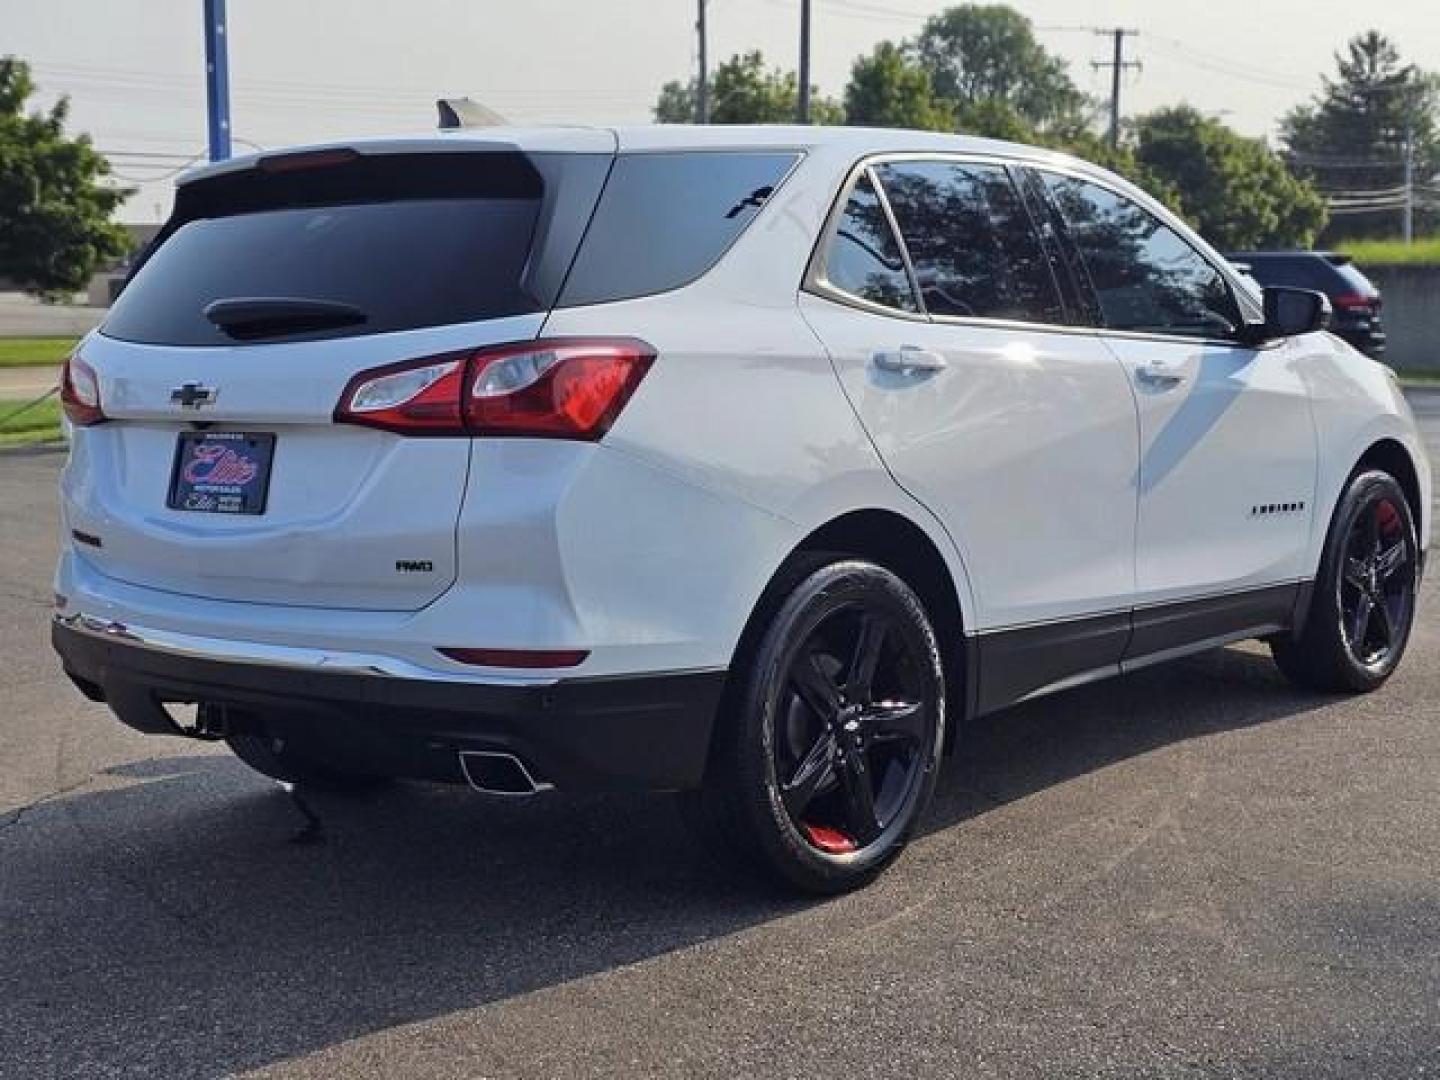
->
(60, 354, 106, 426)
(335, 338, 654, 439)
(437, 647, 590, 669)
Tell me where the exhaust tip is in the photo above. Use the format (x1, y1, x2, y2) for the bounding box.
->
(458, 750, 553, 797)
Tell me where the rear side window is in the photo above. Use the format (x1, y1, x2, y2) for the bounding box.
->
(103, 151, 609, 347)
(1042, 173, 1241, 338)
(820, 172, 919, 313)
(558, 151, 799, 308)
(874, 160, 1063, 324)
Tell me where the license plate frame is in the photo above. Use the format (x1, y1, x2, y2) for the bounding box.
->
(166, 431, 276, 516)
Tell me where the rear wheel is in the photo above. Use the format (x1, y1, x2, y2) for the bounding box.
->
(226, 733, 392, 793)
(1272, 470, 1419, 692)
(681, 558, 946, 894)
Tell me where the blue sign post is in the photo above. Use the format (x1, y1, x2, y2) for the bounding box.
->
(203, 0, 231, 161)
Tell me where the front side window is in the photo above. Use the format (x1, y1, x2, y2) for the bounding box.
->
(1041, 173, 1241, 338)
(874, 160, 1063, 324)
(821, 172, 919, 313)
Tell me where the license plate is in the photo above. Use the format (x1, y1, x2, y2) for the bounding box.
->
(167, 431, 276, 515)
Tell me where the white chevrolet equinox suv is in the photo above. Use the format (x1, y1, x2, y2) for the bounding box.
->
(53, 125, 1430, 893)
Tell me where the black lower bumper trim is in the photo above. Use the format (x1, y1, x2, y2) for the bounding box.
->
(52, 621, 726, 792)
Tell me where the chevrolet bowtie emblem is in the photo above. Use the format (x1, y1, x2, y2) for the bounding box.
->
(170, 383, 217, 409)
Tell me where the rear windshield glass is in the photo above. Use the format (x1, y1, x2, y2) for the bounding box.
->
(103, 151, 604, 347)
(558, 151, 800, 307)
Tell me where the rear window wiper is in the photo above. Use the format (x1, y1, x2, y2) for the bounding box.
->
(203, 297, 368, 340)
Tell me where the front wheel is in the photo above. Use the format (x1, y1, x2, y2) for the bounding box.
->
(1272, 470, 1420, 693)
(681, 558, 946, 894)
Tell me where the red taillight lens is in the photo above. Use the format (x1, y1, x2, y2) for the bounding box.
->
(466, 339, 654, 439)
(60, 354, 106, 426)
(334, 338, 655, 439)
(334, 353, 466, 434)
(1332, 292, 1377, 313)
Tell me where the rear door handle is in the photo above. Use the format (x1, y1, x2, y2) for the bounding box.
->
(1134, 361, 1186, 389)
(873, 346, 947, 375)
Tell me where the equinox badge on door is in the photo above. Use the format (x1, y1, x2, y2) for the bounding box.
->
(170, 382, 217, 409)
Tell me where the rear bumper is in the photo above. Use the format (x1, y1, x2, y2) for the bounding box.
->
(52, 616, 725, 792)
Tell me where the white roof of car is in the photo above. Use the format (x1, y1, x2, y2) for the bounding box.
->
(181, 124, 1086, 186)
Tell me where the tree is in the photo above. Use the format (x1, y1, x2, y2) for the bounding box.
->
(844, 42, 953, 131)
(1136, 107, 1327, 249)
(1280, 31, 1440, 239)
(0, 58, 131, 298)
(653, 51, 843, 125)
(909, 5, 1090, 135)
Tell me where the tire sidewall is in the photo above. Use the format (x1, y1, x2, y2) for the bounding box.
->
(1312, 470, 1419, 689)
(733, 559, 946, 892)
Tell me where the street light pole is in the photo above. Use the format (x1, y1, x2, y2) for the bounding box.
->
(798, 0, 812, 124)
(696, 0, 709, 124)
(203, 0, 232, 161)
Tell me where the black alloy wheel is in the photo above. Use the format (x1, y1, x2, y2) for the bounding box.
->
(680, 557, 946, 894)
(1337, 493, 1414, 670)
(1273, 469, 1419, 692)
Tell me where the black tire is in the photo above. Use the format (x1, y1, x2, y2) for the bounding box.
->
(680, 556, 946, 894)
(1272, 469, 1420, 693)
(226, 733, 392, 793)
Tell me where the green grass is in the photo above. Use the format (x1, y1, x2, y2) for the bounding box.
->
(0, 337, 75, 368)
(0, 394, 63, 447)
(1341, 236, 1440, 267)
(1396, 368, 1440, 385)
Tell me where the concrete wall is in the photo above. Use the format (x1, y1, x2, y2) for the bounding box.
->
(1363, 264, 1440, 371)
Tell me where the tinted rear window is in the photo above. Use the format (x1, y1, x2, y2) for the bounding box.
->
(822, 172, 919, 313)
(103, 151, 607, 347)
(876, 160, 1063, 324)
(558, 151, 800, 307)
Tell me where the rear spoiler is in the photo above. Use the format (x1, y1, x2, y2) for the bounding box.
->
(437, 98, 508, 130)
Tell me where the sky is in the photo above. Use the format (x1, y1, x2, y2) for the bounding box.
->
(5, 0, 1440, 220)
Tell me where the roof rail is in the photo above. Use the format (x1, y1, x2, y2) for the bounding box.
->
(437, 98, 508, 130)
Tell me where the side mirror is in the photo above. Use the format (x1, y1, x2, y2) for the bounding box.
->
(1239, 287, 1331, 345)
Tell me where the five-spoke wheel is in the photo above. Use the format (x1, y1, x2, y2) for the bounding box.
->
(680, 556, 945, 894)
(1274, 469, 1419, 692)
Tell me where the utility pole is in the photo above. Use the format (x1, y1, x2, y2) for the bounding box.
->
(202, 0, 232, 161)
(696, 0, 709, 124)
(1403, 107, 1416, 244)
(798, 0, 812, 124)
(1092, 28, 1139, 149)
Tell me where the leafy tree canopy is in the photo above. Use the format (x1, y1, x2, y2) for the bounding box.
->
(909, 4, 1090, 134)
(845, 42, 953, 131)
(0, 57, 131, 298)
(654, 50, 842, 125)
(1280, 31, 1440, 239)
(1136, 106, 1327, 250)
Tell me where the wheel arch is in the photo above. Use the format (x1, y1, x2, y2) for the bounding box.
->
(725, 508, 974, 756)
(1354, 437, 1425, 542)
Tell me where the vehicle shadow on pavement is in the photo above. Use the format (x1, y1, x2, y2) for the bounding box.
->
(0, 644, 1335, 1078)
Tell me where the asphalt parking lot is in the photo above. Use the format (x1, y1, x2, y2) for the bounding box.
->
(3, 390, 1438, 1079)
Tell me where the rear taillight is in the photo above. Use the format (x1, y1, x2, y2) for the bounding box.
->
(335, 338, 655, 439)
(1332, 292, 1378, 313)
(60, 354, 106, 426)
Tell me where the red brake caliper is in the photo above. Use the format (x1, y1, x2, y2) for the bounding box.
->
(1378, 500, 1400, 534)
(802, 823, 858, 854)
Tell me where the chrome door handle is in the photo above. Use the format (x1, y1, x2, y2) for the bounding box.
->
(873, 346, 947, 375)
(1135, 361, 1186, 389)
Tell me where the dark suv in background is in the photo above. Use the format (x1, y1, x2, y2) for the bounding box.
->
(1226, 251, 1386, 360)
